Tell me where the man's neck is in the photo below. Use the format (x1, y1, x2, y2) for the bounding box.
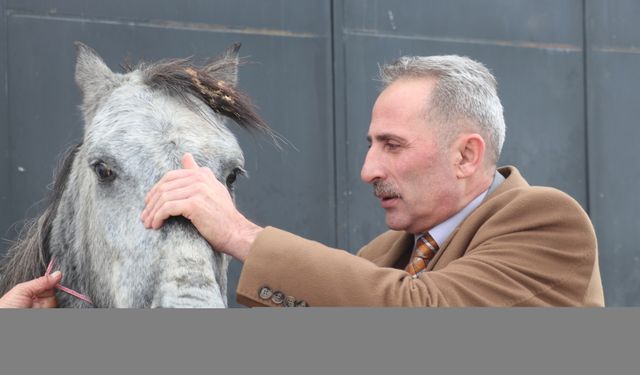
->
(417, 169, 503, 246)
(427, 187, 490, 246)
(458, 168, 495, 213)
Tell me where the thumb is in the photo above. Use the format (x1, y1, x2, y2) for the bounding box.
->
(18, 271, 62, 296)
(182, 153, 199, 170)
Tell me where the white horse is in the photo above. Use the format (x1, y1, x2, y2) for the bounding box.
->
(0, 42, 270, 307)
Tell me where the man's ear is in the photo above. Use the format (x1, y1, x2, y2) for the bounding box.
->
(454, 133, 486, 178)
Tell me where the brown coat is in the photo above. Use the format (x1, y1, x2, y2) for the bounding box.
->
(236, 166, 605, 307)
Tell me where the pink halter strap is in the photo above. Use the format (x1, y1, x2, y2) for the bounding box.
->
(45, 256, 93, 306)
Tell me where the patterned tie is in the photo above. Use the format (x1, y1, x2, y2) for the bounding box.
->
(405, 232, 439, 276)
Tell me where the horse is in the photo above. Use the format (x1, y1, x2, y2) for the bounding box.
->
(0, 42, 270, 307)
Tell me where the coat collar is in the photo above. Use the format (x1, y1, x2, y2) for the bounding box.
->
(371, 166, 527, 270)
(427, 165, 528, 270)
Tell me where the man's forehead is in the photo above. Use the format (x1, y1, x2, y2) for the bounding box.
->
(372, 82, 433, 121)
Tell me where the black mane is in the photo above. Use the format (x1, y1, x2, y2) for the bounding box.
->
(143, 58, 270, 133)
(0, 144, 81, 294)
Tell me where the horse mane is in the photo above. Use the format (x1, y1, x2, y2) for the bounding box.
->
(0, 144, 81, 294)
(141, 56, 271, 135)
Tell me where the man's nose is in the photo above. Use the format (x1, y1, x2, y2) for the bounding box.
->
(361, 147, 383, 183)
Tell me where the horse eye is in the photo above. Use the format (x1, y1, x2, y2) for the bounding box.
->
(92, 161, 116, 182)
(226, 167, 243, 188)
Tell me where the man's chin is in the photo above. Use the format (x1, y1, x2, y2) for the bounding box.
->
(384, 215, 408, 232)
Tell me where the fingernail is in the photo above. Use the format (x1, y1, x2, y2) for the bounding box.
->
(50, 271, 61, 278)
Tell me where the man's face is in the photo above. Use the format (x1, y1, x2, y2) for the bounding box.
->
(361, 77, 462, 234)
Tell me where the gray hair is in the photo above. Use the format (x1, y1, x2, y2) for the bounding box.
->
(379, 55, 506, 165)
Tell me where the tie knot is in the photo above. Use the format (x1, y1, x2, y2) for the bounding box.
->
(416, 232, 438, 252)
(405, 232, 439, 276)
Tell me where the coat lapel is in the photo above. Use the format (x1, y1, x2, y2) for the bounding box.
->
(427, 228, 459, 271)
(372, 232, 414, 269)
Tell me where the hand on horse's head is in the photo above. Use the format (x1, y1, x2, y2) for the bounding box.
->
(141, 153, 262, 262)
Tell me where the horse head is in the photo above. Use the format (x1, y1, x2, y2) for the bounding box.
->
(0, 42, 269, 307)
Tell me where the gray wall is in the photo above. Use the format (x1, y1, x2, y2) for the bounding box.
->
(586, 0, 640, 305)
(0, 0, 637, 306)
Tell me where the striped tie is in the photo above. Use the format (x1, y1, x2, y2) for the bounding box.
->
(405, 232, 439, 276)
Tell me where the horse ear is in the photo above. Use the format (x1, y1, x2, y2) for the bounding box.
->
(74, 42, 116, 93)
(203, 42, 240, 87)
(74, 42, 120, 123)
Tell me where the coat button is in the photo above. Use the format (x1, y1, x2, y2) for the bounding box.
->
(284, 296, 296, 307)
(258, 286, 273, 300)
(295, 300, 308, 307)
(271, 291, 285, 305)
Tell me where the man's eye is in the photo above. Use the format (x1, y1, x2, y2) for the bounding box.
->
(385, 143, 400, 150)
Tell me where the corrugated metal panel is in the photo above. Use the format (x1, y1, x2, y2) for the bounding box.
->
(0, 0, 9, 241)
(586, 0, 640, 306)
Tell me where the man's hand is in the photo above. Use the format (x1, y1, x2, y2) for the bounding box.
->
(0, 271, 62, 308)
(140, 153, 262, 262)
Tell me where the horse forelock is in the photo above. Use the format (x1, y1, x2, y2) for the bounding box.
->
(0, 144, 82, 295)
(141, 59, 271, 135)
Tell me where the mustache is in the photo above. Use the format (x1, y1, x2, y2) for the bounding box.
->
(373, 181, 400, 199)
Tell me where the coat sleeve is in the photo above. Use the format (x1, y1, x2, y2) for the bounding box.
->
(236, 188, 602, 307)
(236, 227, 420, 307)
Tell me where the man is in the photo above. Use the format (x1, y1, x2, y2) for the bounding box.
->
(3, 55, 604, 307)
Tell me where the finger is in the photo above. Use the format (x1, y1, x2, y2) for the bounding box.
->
(142, 176, 200, 222)
(33, 288, 58, 309)
(144, 169, 200, 204)
(16, 271, 62, 296)
(182, 153, 199, 170)
(150, 199, 195, 229)
(200, 166, 217, 180)
(36, 288, 57, 299)
(144, 184, 201, 228)
(33, 294, 58, 309)
(145, 169, 194, 204)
